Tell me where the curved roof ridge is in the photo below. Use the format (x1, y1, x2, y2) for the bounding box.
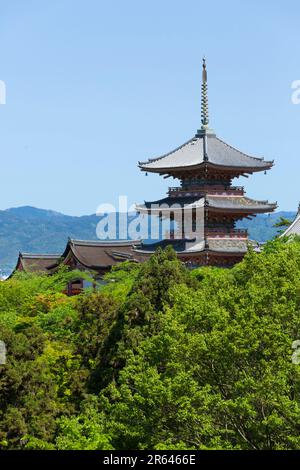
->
(20, 253, 60, 258)
(69, 238, 141, 246)
(70, 243, 94, 268)
(138, 136, 195, 166)
(208, 195, 277, 205)
(214, 135, 274, 164)
(239, 196, 277, 206)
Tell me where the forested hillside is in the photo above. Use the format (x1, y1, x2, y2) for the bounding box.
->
(1, 240, 300, 450)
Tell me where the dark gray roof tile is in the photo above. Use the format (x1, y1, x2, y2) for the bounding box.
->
(139, 132, 273, 172)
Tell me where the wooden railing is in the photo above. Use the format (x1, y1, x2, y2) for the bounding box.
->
(205, 228, 248, 238)
(168, 186, 244, 197)
(166, 228, 248, 239)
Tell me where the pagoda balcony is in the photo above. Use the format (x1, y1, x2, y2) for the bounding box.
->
(168, 185, 244, 197)
(168, 228, 248, 240)
(205, 228, 248, 238)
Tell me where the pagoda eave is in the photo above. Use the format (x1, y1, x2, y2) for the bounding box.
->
(140, 161, 273, 173)
(134, 248, 247, 256)
(136, 198, 277, 216)
(207, 204, 277, 215)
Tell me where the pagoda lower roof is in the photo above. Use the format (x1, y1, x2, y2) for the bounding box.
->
(134, 238, 248, 255)
(136, 195, 277, 213)
(137, 238, 196, 252)
(139, 130, 273, 175)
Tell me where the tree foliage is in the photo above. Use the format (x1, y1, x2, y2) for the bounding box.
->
(1, 241, 300, 449)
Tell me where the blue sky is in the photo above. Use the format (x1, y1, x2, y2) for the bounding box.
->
(0, 0, 300, 215)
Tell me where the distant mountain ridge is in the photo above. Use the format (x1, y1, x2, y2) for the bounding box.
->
(236, 212, 296, 242)
(0, 206, 101, 277)
(0, 206, 295, 277)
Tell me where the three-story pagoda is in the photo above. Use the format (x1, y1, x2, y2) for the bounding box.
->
(135, 59, 277, 267)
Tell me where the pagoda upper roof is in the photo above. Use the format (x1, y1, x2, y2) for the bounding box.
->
(139, 59, 275, 177)
(139, 130, 273, 175)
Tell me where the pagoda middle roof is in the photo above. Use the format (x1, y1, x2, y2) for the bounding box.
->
(137, 195, 277, 213)
(139, 131, 273, 174)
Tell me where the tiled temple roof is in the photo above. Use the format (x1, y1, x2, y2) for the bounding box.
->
(10, 253, 61, 276)
(56, 239, 142, 270)
(207, 195, 276, 211)
(139, 132, 273, 174)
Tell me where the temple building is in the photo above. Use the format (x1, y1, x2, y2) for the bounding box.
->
(10, 253, 61, 276)
(134, 59, 277, 266)
(49, 239, 142, 294)
(11, 240, 142, 294)
(49, 239, 141, 274)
